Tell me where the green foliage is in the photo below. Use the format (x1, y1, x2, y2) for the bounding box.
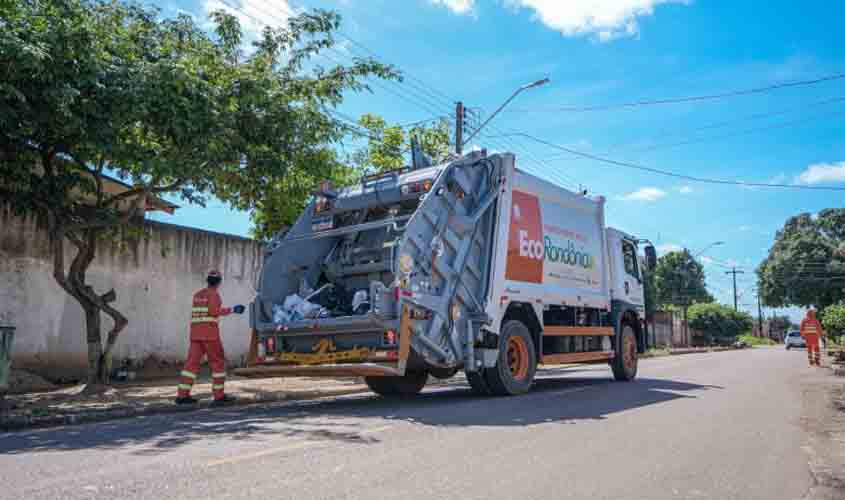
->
(688, 302, 753, 340)
(737, 334, 776, 346)
(0, 0, 396, 382)
(822, 303, 845, 338)
(653, 250, 714, 309)
(351, 113, 452, 173)
(757, 209, 845, 309)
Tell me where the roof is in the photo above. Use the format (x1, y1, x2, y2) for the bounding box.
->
(100, 174, 179, 214)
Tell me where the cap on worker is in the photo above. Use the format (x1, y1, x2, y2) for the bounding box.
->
(208, 269, 222, 279)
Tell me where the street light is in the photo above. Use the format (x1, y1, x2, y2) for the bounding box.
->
(461, 78, 550, 147)
(678, 241, 724, 346)
(691, 241, 725, 258)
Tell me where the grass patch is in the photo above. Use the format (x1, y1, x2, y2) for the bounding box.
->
(738, 334, 777, 346)
(642, 348, 671, 358)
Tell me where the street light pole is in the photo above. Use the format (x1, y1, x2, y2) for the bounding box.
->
(680, 241, 724, 346)
(461, 78, 550, 148)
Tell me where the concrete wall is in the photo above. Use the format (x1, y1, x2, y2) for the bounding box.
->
(0, 205, 263, 380)
(651, 310, 690, 347)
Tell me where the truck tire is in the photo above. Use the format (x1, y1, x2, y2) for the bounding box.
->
(471, 320, 536, 396)
(612, 324, 638, 381)
(466, 370, 492, 395)
(364, 371, 428, 397)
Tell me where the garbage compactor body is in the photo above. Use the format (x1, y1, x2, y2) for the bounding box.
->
(237, 151, 651, 395)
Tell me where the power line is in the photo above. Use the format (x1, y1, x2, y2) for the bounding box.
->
(628, 108, 845, 154)
(508, 73, 845, 113)
(506, 132, 845, 192)
(217, 0, 454, 121)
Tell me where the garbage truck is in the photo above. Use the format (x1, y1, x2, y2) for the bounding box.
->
(234, 150, 657, 396)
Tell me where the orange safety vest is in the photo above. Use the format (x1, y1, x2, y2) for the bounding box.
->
(190, 288, 231, 341)
(800, 318, 823, 339)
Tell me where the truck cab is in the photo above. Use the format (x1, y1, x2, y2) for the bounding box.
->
(606, 228, 646, 318)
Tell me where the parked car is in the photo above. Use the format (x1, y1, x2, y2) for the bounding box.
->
(785, 330, 805, 349)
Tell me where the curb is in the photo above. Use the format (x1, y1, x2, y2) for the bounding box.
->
(668, 347, 742, 355)
(0, 386, 369, 432)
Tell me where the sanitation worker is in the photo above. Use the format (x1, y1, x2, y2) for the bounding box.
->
(176, 270, 245, 405)
(800, 308, 824, 367)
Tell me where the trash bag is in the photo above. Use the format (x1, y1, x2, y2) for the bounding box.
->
(274, 293, 328, 324)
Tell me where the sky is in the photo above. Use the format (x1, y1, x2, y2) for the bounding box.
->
(148, 0, 845, 322)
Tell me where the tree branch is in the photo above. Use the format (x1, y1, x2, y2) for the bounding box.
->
(103, 178, 186, 208)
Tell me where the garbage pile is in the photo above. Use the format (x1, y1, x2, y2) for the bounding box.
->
(271, 279, 372, 327)
(273, 282, 331, 326)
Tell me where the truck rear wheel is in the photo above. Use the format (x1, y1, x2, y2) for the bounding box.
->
(611, 324, 638, 381)
(365, 371, 428, 397)
(467, 320, 536, 396)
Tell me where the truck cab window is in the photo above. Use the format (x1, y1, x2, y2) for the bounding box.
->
(623, 242, 640, 281)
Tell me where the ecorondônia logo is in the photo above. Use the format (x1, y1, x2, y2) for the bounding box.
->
(518, 230, 595, 269)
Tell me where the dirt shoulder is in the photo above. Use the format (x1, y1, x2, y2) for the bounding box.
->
(1, 375, 369, 431)
(800, 363, 845, 499)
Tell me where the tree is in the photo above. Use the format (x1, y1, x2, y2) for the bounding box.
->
(653, 250, 713, 308)
(821, 303, 845, 342)
(351, 113, 452, 173)
(0, 0, 395, 384)
(250, 113, 453, 240)
(688, 302, 753, 343)
(652, 250, 713, 344)
(757, 209, 845, 310)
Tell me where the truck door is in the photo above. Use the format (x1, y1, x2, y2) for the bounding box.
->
(621, 240, 645, 307)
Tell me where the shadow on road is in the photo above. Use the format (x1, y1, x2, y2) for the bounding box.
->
(339, 376, 723, 428)
(0, 374, 721, 456)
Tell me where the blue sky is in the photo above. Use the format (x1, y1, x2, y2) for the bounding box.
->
(148, 0, 845, 321)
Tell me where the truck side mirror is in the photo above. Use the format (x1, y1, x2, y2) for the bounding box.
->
(644, 245, 657, 271)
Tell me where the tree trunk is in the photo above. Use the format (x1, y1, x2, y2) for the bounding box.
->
(49, 224, 128, 386)
(84, 307, 104, 385)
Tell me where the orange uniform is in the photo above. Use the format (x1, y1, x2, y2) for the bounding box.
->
(800, 309, 824, 367)
(177, 287, 232, 400)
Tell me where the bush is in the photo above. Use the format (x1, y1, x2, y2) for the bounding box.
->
(822, 303, 845, 338)
(688, 303, 754, 342)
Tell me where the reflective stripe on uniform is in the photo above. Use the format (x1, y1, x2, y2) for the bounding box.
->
(191, 317, 219, 323)
(192, 307, 209, 312)
(212, 372, 227, 379)
(178, 384, 192, 390)
(181, 370, 197, 379)
(212, 384, 225, 390)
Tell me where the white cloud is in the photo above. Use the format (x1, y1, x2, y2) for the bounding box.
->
(429, 0, 475, 15)
(739, 225, 750, 232)
(700, 256, 714, 265)
(504, 0, 690, 41)
(678, 185, 693, 194)
(657, 243, 682, 254)
(618, 187, 666, 202)
(203, 0, 294, 40)
(796, 162, 845, 185)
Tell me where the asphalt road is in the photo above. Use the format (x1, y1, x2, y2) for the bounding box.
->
(0, 348, 819, 500)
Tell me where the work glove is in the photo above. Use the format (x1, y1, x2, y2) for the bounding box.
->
(233, 304, 246, 314)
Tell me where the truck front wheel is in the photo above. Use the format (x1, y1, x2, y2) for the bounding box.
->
(468, 320, 537, 396)
(365, 371, 428, 397)
(611, 324, 638, 381)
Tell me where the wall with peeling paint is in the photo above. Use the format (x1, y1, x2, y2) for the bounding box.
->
(0, 205, 263, 381)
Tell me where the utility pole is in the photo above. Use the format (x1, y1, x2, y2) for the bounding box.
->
(725, 267, 745, 311)
(757, 290, 764, 338)
(455, 101, 464, 155)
